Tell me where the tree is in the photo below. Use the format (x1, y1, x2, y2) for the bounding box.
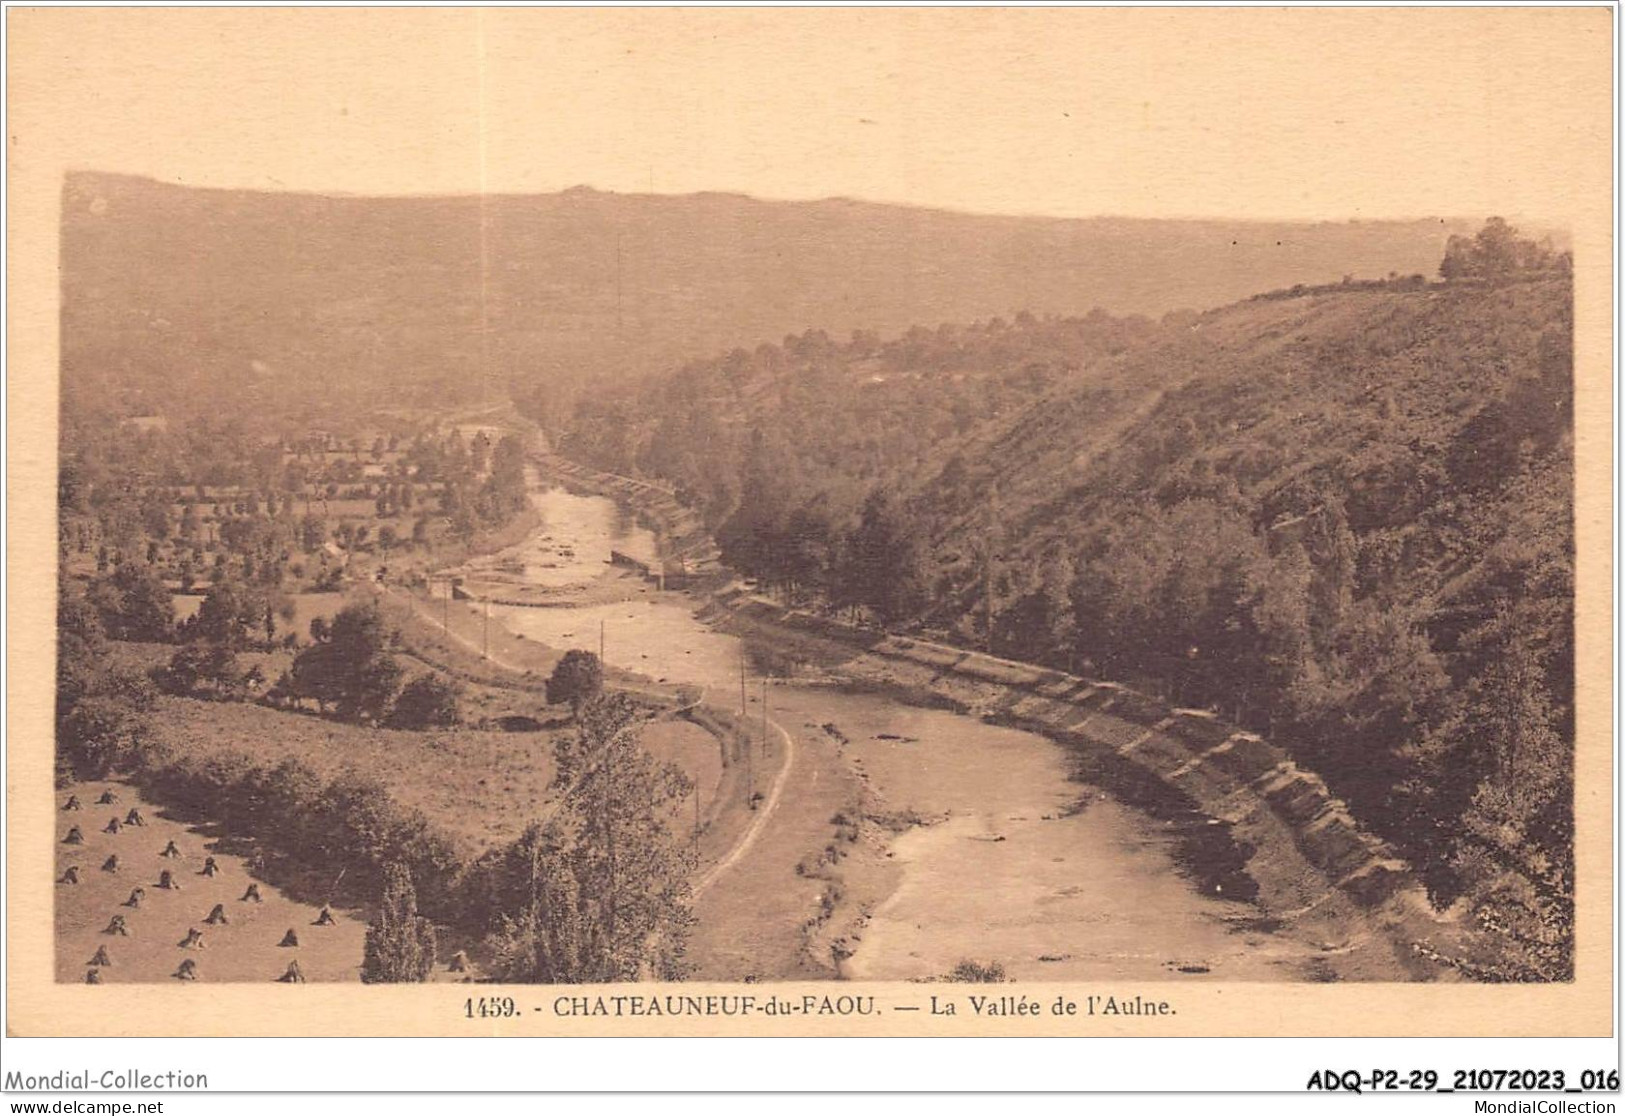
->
(254, 756, 326, 852)
(1410, 602, 1572, 980)
(1472, 216, 1522, 278)
(992, 550, 1077, 667)
(781, 505, 835, 602)
(484, 694, 694, 981)
(545, 649, 603, 714)
(140, 495, 172, 541)
(288, 602, 403, 721)
(843, 489, 928, 625)
(1439, 235, 1475, 281)
(91, 561, 174, 642)
(476, 435, 529, 525)
(1439, 218, 1559, 282)
(361, 862, 438, 983)
(715, 428, 801, 585)
(190, 578, 261, 648)
(158, 641, 243, 699)
(300, 514, 328, 552)
(482, 823, 588, 982)
(57, 582, 155, 780)
(388, 673, 461, 729)
(58, 679, 155, 780)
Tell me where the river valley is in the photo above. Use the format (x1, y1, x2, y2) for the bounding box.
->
(457, 483, 1366, 982)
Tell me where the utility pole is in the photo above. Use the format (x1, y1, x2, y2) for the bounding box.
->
(984, 483, 1001, 655)
(984, 543, 995, 654)
(615, 233, 624, 338)
(483, 597, 490, 660)
(761, 677, 769, 757)
(599, 618, 605, 664)
(744, 657, 755, 802)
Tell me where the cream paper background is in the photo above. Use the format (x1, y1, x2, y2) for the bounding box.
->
(6, 5, 1614, 1037)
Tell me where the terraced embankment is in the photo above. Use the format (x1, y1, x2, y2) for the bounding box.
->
(535, 454, 723, 583)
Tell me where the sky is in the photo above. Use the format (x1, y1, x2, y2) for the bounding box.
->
(7, 6, 1613, 222)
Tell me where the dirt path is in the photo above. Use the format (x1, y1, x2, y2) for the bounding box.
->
(693, 711, 796, 898)
(685, 713, 866, 981)
(379, 583, 533, 676)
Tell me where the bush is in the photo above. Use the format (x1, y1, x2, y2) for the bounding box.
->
(944, 959, 1008, 983)
(545, 649, 603, 712)
(388, 673, 461, 729)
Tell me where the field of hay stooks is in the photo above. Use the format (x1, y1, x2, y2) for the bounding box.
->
(56, 781, 370, 984)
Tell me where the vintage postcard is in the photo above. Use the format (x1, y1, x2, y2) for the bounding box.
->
(4, 5, 1614, 1046)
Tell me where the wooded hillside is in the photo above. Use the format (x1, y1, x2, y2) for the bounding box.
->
(563, 249, 1575, 980)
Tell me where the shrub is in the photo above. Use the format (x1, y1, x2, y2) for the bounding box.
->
(545, 649, 603, 713)
(387, 673, 461, 729)
(944, 959, 1008, 983)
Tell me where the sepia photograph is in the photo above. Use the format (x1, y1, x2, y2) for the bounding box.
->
(45, 185, 1579, 989)
(4, 2, 1615, 1077)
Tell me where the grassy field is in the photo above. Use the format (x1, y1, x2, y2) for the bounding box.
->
(171, 589, 345, 638)
(150, 697, 564, 854)
(148, 693, 726, 857)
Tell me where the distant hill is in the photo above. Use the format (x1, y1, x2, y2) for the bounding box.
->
(60, 172, 1478, 425)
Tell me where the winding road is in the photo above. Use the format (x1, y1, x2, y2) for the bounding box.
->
(693, 710, 796, 898)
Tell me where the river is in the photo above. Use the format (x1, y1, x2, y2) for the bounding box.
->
(472, 484, 1332, 981)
